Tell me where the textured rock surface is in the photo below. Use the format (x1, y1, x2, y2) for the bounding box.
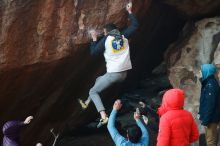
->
(0, 0, 220, 145)
(0, 0, 152, 145)
(165, 17, 220, 134)
(0, 0, 150, 71)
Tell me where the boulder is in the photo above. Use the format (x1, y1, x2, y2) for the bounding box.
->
(165, 17, 220, 135)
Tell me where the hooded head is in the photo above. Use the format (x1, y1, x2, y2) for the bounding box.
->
(157, 89, 185, 117)
(201, 64, 216, 81)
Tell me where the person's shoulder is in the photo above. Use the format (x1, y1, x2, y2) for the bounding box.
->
(160, 112, 173, 122)
(179, 110, 197, 122)
(122, 37, 129, 42)
(182, 110, 194, 117)
(165, 110, 190, 120)
(166, 110, 195, 125)
(207, 76, 218, 84)
(206, 78, 219, 89)
(105, 35, 114, 44)
(105, 35, 115, 41)
(106, 35, 114, 38)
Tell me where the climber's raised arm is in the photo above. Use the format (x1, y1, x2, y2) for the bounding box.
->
(122, 2, 139, 39)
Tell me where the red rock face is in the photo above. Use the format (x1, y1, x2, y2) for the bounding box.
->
(0, 0, 150, 70)
(0, 0, 219, 145)
(1, 0, 75, 69)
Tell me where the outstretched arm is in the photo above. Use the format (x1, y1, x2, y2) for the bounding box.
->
(3, 116, 33, 137)
(121, 2, 139, 39)
(107, 109, 125, 145)
(107, 100, 126, 145)
(136, 119, 149, 144)
(90, 37, 106, 56)
(122, 14, 139, 39)
(89, 30, 106, 56)
(134, 112, 149, 144)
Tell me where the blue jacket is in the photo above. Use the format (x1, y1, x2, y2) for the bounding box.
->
(107, 109, 149, 146)
(90, 13, 139, 56)
(199, 64, 220, 126)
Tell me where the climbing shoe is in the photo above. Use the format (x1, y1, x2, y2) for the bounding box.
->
(97, 117, 108, 128)
(78, 99, 88, 110)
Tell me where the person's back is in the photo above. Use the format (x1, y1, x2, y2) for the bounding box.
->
(116, 124, 147, 146)
(104, 35, 131, 73)
(160, 110, 199, 146)
(157, 89, 199, 146)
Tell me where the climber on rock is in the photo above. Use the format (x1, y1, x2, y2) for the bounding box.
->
(107, 99, 149, 146)
(78, 1, 139, 128)
(2, 116, 34, 146)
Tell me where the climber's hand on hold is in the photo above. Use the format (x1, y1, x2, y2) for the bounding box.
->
(126, 1, 132, 14)
(113, 99, 122, 111)
(89, 29, 97, 41)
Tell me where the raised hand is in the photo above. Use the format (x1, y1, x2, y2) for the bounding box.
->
(24, 116, 33, 124)
(113, 99, 122, 111)
(89, 29, 98, 41)
(134, 111, 141, 121)
(126, 2, 132, 14)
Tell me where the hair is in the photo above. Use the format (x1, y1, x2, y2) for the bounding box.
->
(127, 125, 142, 143)
(103, 23, 117, 33)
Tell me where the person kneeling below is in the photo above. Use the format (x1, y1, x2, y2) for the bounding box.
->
(107, 99, 149, 146)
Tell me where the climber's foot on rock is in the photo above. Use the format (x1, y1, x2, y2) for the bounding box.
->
(97, 117, 108, 128)
(78, 99, 88, 110)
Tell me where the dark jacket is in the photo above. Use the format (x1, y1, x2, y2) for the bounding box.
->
(2, 121, 24, 146)
(199, 64, 220, 126)
(90, 13, 139, 56)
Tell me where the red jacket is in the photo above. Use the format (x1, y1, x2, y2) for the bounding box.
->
(157, 89, 199, 146)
